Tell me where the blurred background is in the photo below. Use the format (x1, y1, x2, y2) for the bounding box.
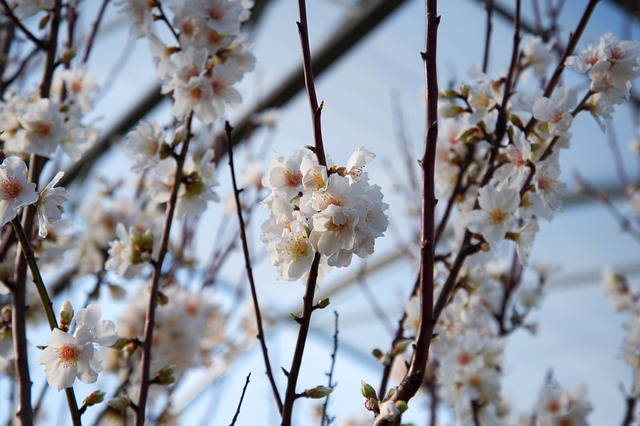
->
(3, 0, 640, 424)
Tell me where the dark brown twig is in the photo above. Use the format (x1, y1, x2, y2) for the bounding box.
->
(39, 0, 62, 98)
(320, 311, 339, 426)
(82, 0, 111, 64)
(281, 1, 329, 423)
(0, 0, 47, 50)
(482, 0, 494, 73)
(225, 122, 283, 413)
(135, 112, 194, 426)
(373, 1, 440, 424)
(229, 373, 251, 426)
(574, 172, 640, 244)
(281, 252, 322, 426)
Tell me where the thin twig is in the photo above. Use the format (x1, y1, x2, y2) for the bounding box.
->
(39, 0, 62, 98)
(135, 112, 195, 426)
(11, 217, 82, 425)
(621, 395, 637, 426)
(605, 118, 630, 191)
(281, 253, 322, 426)
(482, 0, 494, 73)
(320, 311, 339, 426)
(229, 373, 251, 426)
(0, 0, 47, 50)
(281, 1, 329, 423)
(574, 172, 640, 244)
(225, 121, 283, 412)
(82, 0, 111, 64)
(481, 0, 520, 188)
(373, 1, 440, 423)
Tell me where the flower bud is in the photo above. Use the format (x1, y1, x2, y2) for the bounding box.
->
(59, 301, 74, 332)
(316, 298, 330, 309)
(360, 381, 377, 400)
(390, 339, 412, 356)
(107, 396, 130, 411)
(83, 390, 105, 407)
(157, 290, 169, 306)
(154, 365, 175, 385)
(395, 400, 408, 414)
(302, 385, 333, 399)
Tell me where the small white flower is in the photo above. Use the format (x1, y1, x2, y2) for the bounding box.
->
(466, 185, 519, 245)
(38, 329, 98, 391)
(532, 87, 577, 136)
(105, 223, 154, 278)
(378, 400, 400, 421)
(74, 304, 118, 347)
(39, 303, 118, 391)
(18, 98, 67, 157)
(36, 172, 67, 238)
(125, 121, 165, 172)
(0, 156, 38, 226)
(512, 220, 539, 266)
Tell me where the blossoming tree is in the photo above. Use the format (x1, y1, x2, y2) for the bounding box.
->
(0, 0, 639, 425)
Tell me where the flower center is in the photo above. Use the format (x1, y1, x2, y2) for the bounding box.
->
(283, 170, 302, 188)
(57, 344, 81, 366)
(547, 399, 561, 413)
(488, 207, 508, 225)
(0, 178, 21, 199)
(33, 121, 52, 137)
(456, 351, 471, 366)
(287, 236, 309, 260)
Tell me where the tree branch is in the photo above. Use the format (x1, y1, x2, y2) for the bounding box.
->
(135, 112, 194, 426)
(225, 122, 283, 413)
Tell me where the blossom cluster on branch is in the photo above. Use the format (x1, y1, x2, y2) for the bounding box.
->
(260, 147, 389, 281)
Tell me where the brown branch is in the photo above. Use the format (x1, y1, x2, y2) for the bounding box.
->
(482, 0, 494, 73)
(281, 252, 322, 426)
(225, 122, 283, 413)
(281, 0, 330, 422)
(0, 0, 47, 50)
(82, 0, 111, 64)
(39, 0, 62, 98)
(621, 395, 637, 426)
(229, 373, 251, 426)
(373, 2, 440, 424)
(135, 112, 194, 426)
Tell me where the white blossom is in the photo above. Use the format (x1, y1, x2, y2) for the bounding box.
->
(36, 171, 67, 238)
(0, 156, 38, 226)
(466, 185, 519, 246)
(17, 98, 67, 157)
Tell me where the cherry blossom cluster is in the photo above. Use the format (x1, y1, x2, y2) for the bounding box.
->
(116, 0, 255, 125)
(391, 31, 640, 423)
(566, 32, 640, 129)
(0, 70, 98, 161)
(104, 126, 221, 278)
(38, 303, 118, 391)
(260, 147, 389, 281)
(533, 382, 593, 426)
(436, 32, 640, 270)
(111, 285, 226, 386)
(398, 260, 545, 423)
